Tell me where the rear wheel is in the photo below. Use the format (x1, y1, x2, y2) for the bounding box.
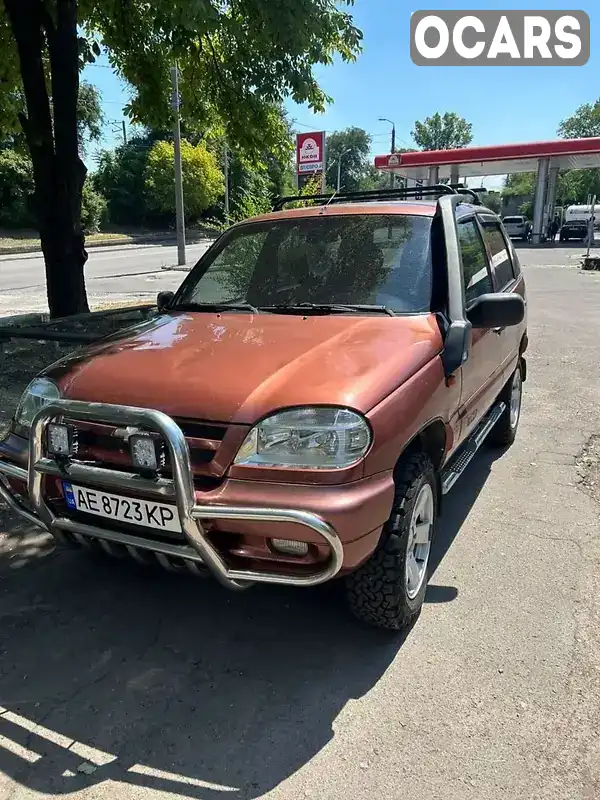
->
(488, 362, 523, 448)
(345, 453, 437, 631)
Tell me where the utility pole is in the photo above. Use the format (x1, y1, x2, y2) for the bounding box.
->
(223, 142, 230, 225)
(110, 120, 127, 145)
(171, 63, 186, 267)
(379, 118, 396, 188)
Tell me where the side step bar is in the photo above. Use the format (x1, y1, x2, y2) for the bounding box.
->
(441, 402, 506, 495)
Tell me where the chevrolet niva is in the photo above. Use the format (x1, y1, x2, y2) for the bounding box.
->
(0, 185, 527, 631)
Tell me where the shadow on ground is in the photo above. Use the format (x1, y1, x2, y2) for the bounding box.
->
(0, 446, 502, 798)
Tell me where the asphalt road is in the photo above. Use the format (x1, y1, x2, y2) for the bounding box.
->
(0, 240, 213, 316)
(1, 263, 600, 800)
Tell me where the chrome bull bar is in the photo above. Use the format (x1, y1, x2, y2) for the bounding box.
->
(0, 400, 344, 589)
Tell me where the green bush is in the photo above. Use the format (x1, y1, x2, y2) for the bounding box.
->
(145, 139, 224, 221)
(81, 180, 108, 233)
(0, 149, 35, 228)
(93, 136, 153, 228)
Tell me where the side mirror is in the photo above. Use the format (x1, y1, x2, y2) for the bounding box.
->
(157, 291, 175, 313)
(441, 320, 471, 378)
(467, 293, 525, 329)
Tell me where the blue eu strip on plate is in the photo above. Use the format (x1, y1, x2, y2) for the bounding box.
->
(62, 481, 77, 510)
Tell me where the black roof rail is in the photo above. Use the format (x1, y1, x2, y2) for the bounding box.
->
(272, 184, 460, 211)
(454, 187, 487, 206)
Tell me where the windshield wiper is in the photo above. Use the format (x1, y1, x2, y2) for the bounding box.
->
(260, 302, 395, 317)
(172, 301, 260, 314)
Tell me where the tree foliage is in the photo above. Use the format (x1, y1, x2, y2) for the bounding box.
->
(76, 81, 104, 148)
(558, 99, 600, 140)
(0, 148, 35, 227)
(503, 173, 535, 197)
(145, 139, 224, 220)
(0, 0, 362, 317)
(503, 168, 600, 208)
(0, 80, 103, 155)
(222, 108, 295, 222)
(80, 178, 107, 233)
(93, 133, 158, 228)
(411, 112, 473, 151)
(556, 100, 600, 204)
(481, 191, 501, 213)
(325, 127, 372, 192)
(0, 146, 106, 232)
(90, 3, 361, 155)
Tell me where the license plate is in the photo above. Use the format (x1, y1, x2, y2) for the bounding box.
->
(62, 482, 181, 533)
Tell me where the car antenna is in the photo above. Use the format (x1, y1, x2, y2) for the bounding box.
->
(320, 189, 338, 214)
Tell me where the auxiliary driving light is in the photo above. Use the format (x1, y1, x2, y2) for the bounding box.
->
(270, 538, 309, 557)
(130, 434, 158, 471)
(46, 423, 74, 456)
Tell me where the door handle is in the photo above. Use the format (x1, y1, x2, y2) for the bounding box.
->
(493, 327, 504, 335)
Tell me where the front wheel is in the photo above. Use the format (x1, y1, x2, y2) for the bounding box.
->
(345, 454, 437, 631)
(488, 363, 523, 448)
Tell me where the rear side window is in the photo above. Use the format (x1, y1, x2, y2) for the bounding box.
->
(458, 219, 493, 304)
(479, 219, 515, 288)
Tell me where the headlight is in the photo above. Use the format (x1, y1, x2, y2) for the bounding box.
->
(14, 377, 61, 431)
(234, 407, 371, 469)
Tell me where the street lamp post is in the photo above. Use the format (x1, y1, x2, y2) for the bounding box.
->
(378, 117, 396, 189)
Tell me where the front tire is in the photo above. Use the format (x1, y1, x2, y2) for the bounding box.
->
(488, 362, 523, 448)
(345, 454, 437, 631)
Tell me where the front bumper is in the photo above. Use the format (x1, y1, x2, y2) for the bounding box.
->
(0, 400, 393, 589)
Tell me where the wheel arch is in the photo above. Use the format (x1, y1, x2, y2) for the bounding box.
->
(388, 418, 448, 529)
(395, 418, 448, 474)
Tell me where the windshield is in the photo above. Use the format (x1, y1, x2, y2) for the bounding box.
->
(503, 217, 523, 224)
(175, 214, 434, 314)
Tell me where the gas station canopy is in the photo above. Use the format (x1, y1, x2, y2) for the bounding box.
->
(374, 137, 600, 180)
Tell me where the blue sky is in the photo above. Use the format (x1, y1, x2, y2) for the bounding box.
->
(84, 0, 598, 187)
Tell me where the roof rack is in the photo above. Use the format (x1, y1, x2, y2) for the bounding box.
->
(273, 184, 483, 211)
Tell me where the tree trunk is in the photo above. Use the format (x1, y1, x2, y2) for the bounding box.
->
(5, 0, 89, 318)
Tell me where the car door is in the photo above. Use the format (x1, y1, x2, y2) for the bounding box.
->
(456, 217, 506, 443)
(478, 214, 525, 381)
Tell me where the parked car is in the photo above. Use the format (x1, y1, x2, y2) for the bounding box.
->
(502, 215, 531, 241)
(560, 219, 588, 242)
(0, 186, 527, 632)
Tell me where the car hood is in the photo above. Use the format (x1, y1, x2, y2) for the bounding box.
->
(45, 312, 443, 424)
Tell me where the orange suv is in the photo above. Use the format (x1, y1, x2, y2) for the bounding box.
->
(0, 186, 527, 631)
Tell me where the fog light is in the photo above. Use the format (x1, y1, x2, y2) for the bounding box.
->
(270, 538, 309, 557)
(130, 435, 158, 471)
(47, 423, 73, 456)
